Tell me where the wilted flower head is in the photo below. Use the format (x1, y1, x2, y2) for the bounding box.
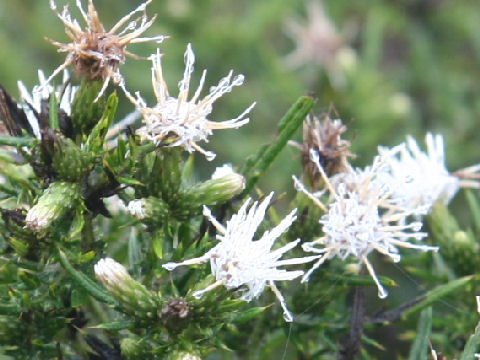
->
(122, 44, 255, 161)
(378, 133, 480, 212)
(284, 0, 343, 70)
(17, 70, 77, 139)
(294, 150, 437, 298)
(46, 0, 166, 101)
(163, 192, 317, 322)
(291, 113, 354, 187)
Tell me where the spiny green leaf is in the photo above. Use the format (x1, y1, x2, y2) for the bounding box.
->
(459, 319, 480, 360)
(241, 96, 314, 195)
(403, 276, 473, 319)
(408, 307, 432, 360)
(92, 320, 135, 331)
(49, 89, 59, 130)
(0, 135, 35, 147)
(85, 92, 118, 153)
(58, 249, 115, 305)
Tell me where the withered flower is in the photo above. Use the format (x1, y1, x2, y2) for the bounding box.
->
(46, 0, 166, 101)
(291, 113, 354, 187)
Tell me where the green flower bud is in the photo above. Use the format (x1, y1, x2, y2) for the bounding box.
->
(25, 182, 81, 232)
(127, 196, 169, 224)
(120, 336, 149, 360)
(71, 79, 107, 135)
(176, 164, 245, 219)
(94, 258, 160, 319)
(170, 351, 202, 360)
(428, 202, 480, 275)
(42, 131, 93, 182)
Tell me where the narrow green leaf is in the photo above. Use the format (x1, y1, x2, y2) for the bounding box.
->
(49, 90, 59, 130)
(0, 135, 35, 147)
(71, 287, 88, 307)
(152, 231, 163, 259)
(92, 320, 135, 331)
(116, 176, 144, 186)
(241, 96, 314, 195)
(465, 189, 480, 236)
(85, 92, 118, 153)
(227, 306, 268, 324)
(459, 319, 480, 360)
(58, 249, 116, 305)
(408, 307, 432, 360)
(403, 276, 473, 319)
(328, 273, 397, 287)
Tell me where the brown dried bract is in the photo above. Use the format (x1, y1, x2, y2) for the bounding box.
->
(46, 0, 166, 101)
(298, 112, 354, 187)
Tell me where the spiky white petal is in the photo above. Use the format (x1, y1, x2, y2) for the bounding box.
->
(378, 133, 480, 212)
(296, 150, 437, 298)
(122, 44, 255, 160)
(163, 192, 317, 322)
(17, 70, 77, 139)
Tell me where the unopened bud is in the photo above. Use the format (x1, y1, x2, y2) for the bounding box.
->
(176, 165, 245, 219)
(26, 182, 81, 232)
(94, 258, 159, 319)
(127, 197, 169, 225)
(171, 351, 202, 360)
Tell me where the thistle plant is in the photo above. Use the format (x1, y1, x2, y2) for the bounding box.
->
(1, 1, 480, 360)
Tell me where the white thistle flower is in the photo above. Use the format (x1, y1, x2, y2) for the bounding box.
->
(17, 70, 77, 139)
(211, 164, 235, 180)
(94, 257, 131, 288)
(46, 0, 166, 101)
(126, 199, 147, 220)
(294, 149, 437, 299)
(378, 133, 480, 212)
(162, 192, 317, 322)
(284, 0, 342, 69)
(121, 44, 256, 161)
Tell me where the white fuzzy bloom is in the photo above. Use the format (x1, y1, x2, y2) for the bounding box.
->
(294, 150, 437, 299)
(163, 192, 317, 322)
(127, 199, 147, 219)
(378, 133, 458, 211)
(17, 70, 78, 139)
(94, 258, 131, 288)
(379, 133, 480, 213)
(211, 164, 235, 180)
(122, 44, 255, 161)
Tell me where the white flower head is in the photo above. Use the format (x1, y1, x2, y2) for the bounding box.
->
(122, 44, 256, 161)
(46, 0, 166, 101)
(126, 199, 147, 220)
(284, 0, 342, 70)
(94, 257, 131, 288)
(294, 149, 437, 299)
(379, 133, 480, 212)
(17, 70, 78, 139)
(163, 192, 317, 322)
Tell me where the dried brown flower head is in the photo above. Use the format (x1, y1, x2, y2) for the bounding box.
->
(46, 0, 166, 100)
(292, 112, 354, 187)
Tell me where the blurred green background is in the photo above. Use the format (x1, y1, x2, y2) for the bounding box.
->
(1, 0, 480, 196)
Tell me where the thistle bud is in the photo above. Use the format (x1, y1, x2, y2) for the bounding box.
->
(120, 336, 149, 360)
(428, 202, 480, 275)
(127, 197, 169, 225)
(25, 182, 81, 232)
(175, 165, 245, 219)
(41, 129, 93, 182)
(94, 258, 160, 319)
(170, 351, 202, 360)
(70, 79, 107, 135)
